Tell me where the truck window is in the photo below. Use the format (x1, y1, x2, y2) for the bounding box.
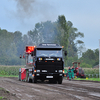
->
(37, 49, 62, 57)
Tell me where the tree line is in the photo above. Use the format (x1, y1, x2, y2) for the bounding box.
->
(0, 15, 99, 67)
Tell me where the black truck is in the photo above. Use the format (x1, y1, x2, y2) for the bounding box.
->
(19, 43, 67, 84)
(32, 43, 67, 84)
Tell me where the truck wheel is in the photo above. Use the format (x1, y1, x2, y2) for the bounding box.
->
(28, 77, 32, 83)
(32, 77, 37, 83)
(58, 77, 62, 84)
(41, 79, 44, 82)
(19, 72, 21, 81)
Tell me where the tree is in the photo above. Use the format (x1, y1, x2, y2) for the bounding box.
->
(79, 49, 99, 67)
(0, 29, 25, 65)
(82, 49, 95, 60)
(57, 15, 69, 50)
(67, 21, 84, 57)
(27, 23, 44, 45)
(93, 49, 99, 66)
(55, 15, 70, 66)
(0, 15, 85, 65)
(27, 15, 84, 66)
(13, 31, 24, 56)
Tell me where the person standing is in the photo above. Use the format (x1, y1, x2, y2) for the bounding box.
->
(68, 67, 72, 80)
(71, 66, 75, 79)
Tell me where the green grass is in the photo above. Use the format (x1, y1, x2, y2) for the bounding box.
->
(0, 74, 18, 77)
(0, 87, 8, 100)
(74, 78, 100, 81)
(0, 97, 4, 99)
(0, 87, 4, 90)
(0, 88, 5, 100)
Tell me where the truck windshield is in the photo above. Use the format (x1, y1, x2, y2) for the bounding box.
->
(37, 49, 62, 57)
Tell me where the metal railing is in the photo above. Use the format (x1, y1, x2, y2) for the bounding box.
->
(85, 74, 99, 78)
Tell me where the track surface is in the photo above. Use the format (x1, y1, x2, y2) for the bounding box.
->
(0, 77, 100, 100)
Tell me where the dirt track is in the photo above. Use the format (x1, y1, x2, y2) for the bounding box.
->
(0, 77, 100, 100)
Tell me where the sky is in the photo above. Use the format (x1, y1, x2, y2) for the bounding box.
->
(0, 0, 100, 50)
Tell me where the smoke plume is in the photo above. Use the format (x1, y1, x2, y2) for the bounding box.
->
(12, 0, 58, 34)
(15, 0, 57, 20)
(15, 0, 35, 18)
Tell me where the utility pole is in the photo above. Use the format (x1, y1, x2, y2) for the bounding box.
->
(99, 39, 100, 78)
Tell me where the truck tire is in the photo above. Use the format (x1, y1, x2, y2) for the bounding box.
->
(41, 79, 44, 82)
(58, 77, 62, 84)
(19, 72, 21, 81)
(32, 77, 37, 83)
(28, 76, 32, 83)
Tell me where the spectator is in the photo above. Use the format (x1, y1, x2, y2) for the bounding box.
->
(68, 67, 72, 80)
(71, 66, 75, 79)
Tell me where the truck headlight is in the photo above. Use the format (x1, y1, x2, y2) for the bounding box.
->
(59, 70, 62, 72)
(34, 70, 36, 72)
(57, 58, 61, 61)
(37, 70, 40, 72)
(42, 70, 47, 72)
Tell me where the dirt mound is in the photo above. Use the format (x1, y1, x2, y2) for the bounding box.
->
(0, 87, 19, 100)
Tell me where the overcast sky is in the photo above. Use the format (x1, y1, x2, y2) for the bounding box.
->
(0, 0, 100, 50)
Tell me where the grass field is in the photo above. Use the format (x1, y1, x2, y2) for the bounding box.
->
(74, 78, 100, 81)
(0, 65, 24, 77)
(0, 75, 18, 77)
(0, 66, 99, 81)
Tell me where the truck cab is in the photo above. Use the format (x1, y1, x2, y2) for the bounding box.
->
(33, 43, 65, 84)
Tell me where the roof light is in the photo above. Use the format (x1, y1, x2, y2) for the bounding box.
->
(62, 46, 64, 48)
(39, 58, 42, 60)
(26, 46, 34, 53)
(57, 58, 61, 61)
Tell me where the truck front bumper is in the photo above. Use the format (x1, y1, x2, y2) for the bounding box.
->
(34, 73, 63, 80)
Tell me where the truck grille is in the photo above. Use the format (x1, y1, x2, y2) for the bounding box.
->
(36, 61, 63, 73)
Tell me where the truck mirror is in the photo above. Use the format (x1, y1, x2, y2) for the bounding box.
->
(23, 55, 25, 58)
(64, 51, 67, 56)
(20, 54, 22, 58)
(31, 51, 34, 56)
